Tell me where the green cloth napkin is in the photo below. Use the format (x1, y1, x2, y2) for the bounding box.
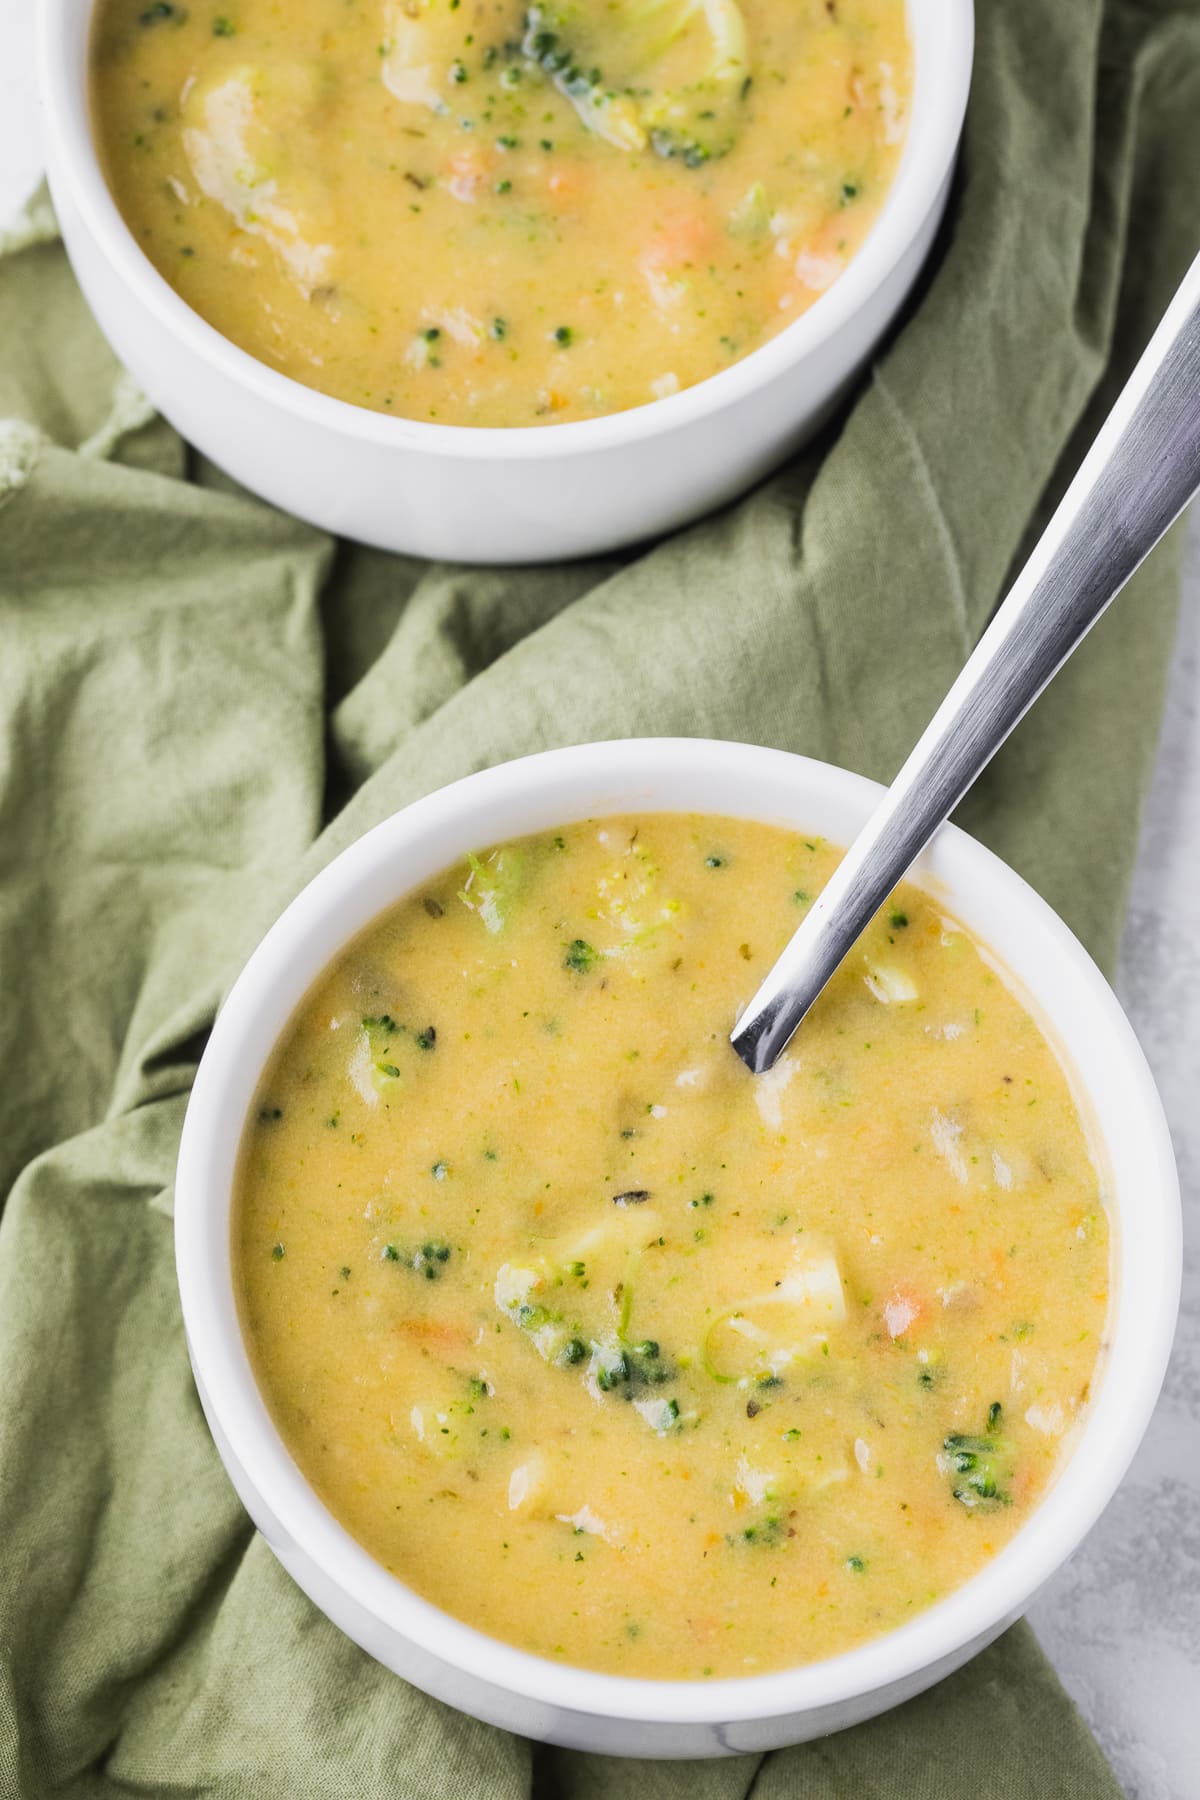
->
(2, 0, 1197, 1793)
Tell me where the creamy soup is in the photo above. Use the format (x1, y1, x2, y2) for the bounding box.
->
(235, 816, 1109, 1679)
(91, 1, 910, 425)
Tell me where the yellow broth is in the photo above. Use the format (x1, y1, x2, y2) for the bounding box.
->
(91, 0, 910, 425)
(234, 816, 1110, 1679)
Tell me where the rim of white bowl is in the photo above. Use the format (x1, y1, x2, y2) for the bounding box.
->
(39, 0, 973, 460)
(175, 738, 1180, 1729)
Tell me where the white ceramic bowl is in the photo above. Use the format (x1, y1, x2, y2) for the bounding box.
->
(39, 1, 973, 563)
(175, 738, 1179, 1758)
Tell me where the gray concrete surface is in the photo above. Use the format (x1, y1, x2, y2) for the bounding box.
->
(1029, 516, 1200, 1799)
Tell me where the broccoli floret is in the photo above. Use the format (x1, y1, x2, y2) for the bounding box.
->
(522, 0, 750, 166)
(381, 1239, 452, 1279)
(495, 1260, 583, 1365)
(415, 1240, 452, 1279)
(495, 1254, 683, 1431)
(943, 1400, 1013, 1509)
(589, 1334, 674, 1394)
(734, 1513, 787, 1547)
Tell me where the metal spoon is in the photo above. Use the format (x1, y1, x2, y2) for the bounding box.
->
(731, 250, 1200, 1076)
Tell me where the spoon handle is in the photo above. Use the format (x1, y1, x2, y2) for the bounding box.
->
(732, 249, 1200, 1075)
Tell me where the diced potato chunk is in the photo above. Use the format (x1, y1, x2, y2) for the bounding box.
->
(863, 959, 919, 1004)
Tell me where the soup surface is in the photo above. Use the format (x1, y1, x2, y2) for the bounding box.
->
(235, 816, 1109, 1679)
(92, 0, 910, 425)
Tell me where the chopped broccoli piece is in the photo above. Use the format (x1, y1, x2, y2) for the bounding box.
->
(495, 1261, 580, 1364)
(495, 1252, 682, 1432)
(415, 1240, 452, 1279)
(382, 1239, 452, 1279)
(594, 1348, 631, 1392)
(362, 1013, 398, 1034)
(589, 1335, 673, 1394)
(735, 1514, 786, 1547)
(633, 1393, 681, 1434)
(943, 1401, 1013, 1509)
(522, 0, 750, 166)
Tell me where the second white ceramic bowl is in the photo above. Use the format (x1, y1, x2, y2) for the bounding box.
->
(175, 738, 1179, 1757)
(39, 0, 973, 561)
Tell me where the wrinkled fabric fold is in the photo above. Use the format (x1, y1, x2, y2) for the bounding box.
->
(2, 1, 1198, 1794)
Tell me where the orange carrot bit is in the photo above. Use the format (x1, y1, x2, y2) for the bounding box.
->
(546, 165, 590, 206)
(394, 1317, 471, 1351)
(1011, 1465, 1039, 1508)
(638, 212, 715, 275)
